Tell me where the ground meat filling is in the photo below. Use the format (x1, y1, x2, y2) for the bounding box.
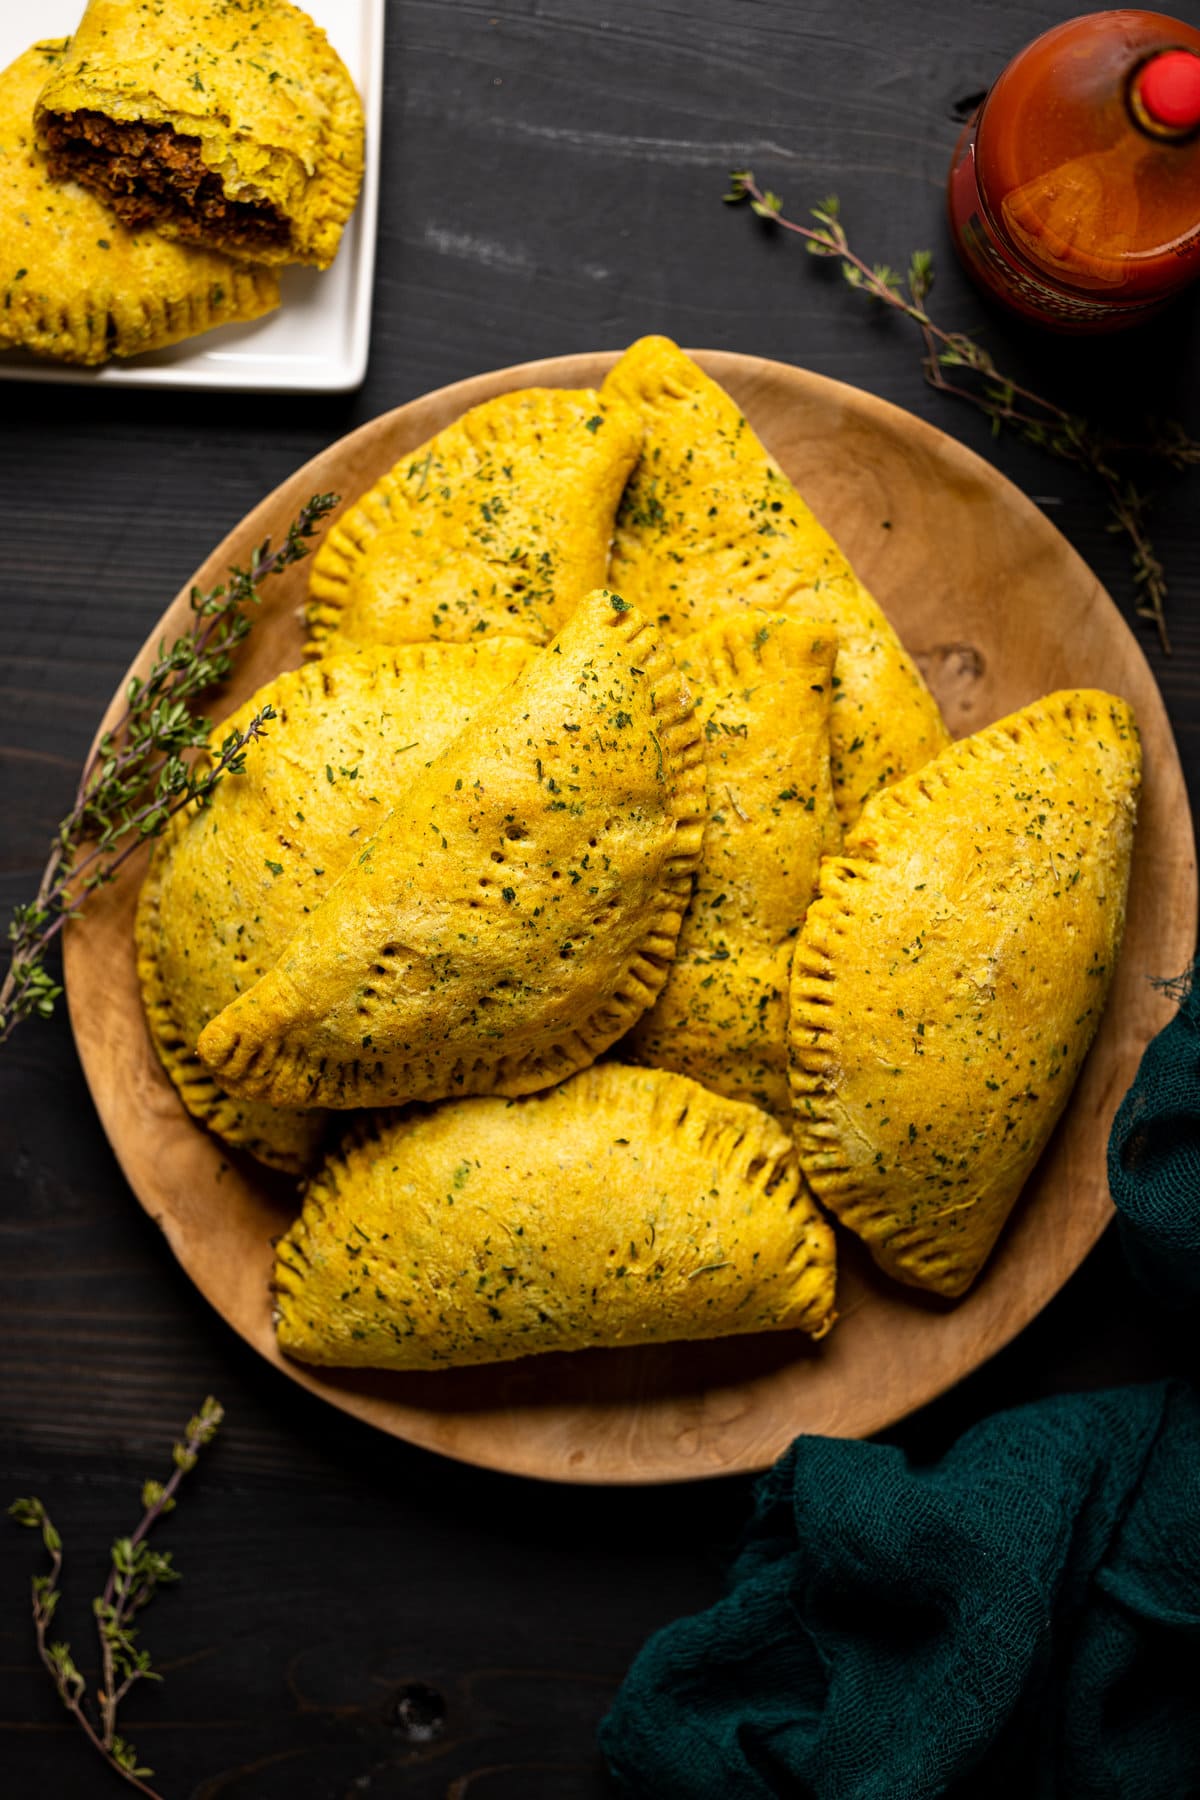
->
(42, 111, 290, 255)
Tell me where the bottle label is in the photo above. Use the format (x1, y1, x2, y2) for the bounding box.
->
(958, 212, 1163, 324)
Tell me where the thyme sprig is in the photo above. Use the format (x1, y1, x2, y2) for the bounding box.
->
(1, 492, 337, 1044)
(725, 173, 1200, 654)
(9, 1397, 224, 1798)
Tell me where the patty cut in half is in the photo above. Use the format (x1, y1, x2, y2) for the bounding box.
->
(41, 110, 290, 257)
(35, 0, 365, 268)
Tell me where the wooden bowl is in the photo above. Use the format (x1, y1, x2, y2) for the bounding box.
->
(64, 350, 1197, 1484)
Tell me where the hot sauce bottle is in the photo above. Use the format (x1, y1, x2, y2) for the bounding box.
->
(948, 11, 1200, 332)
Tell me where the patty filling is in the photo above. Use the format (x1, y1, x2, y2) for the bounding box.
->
(42, 111, 290, 255)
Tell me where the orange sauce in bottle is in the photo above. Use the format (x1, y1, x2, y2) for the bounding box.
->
(948, 10, 1200, 332)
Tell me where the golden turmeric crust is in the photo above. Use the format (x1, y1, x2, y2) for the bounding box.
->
(788, 690, 1141, 1298)
(35, 1, 364, 269)
(304, 387, 644, 656)
(136, 862, 327, 1173)
(136, 639, 537, 1172)
(196, 591, 707, 1111)
(625, 611, 841, 1123)
(274, 1063, 837, 1371)
(0, 41, 278, 367)
(601, 336, 950, 826)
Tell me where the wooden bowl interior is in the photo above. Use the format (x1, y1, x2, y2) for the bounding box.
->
(64, 349, 1197, 1483)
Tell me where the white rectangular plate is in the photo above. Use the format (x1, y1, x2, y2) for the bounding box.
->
(0, 0, 383, 391)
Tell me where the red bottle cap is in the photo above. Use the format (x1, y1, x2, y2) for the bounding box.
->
(1135, 48, 1200, 131)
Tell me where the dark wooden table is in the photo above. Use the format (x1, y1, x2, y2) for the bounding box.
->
(3, 3, 1198, 1795)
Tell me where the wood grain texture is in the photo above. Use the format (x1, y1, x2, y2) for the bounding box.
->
(3, 1, 1199, 1792)
(62, 350, 1196, 1484)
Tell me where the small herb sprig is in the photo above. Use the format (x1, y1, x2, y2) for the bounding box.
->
(9, 1397, 224, 1798)
(725, 173, 1200, 654)
(1, 493, 337, 1044)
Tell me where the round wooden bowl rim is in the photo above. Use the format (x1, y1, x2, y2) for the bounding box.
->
(64, 348, 1197, 1484)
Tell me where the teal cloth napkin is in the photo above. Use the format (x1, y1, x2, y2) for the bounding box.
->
(599, 972, 1200, 1799)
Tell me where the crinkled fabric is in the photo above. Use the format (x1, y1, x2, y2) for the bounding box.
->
(601, 965, 1200, 1800)
(1109, 972, 1200, 1324)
